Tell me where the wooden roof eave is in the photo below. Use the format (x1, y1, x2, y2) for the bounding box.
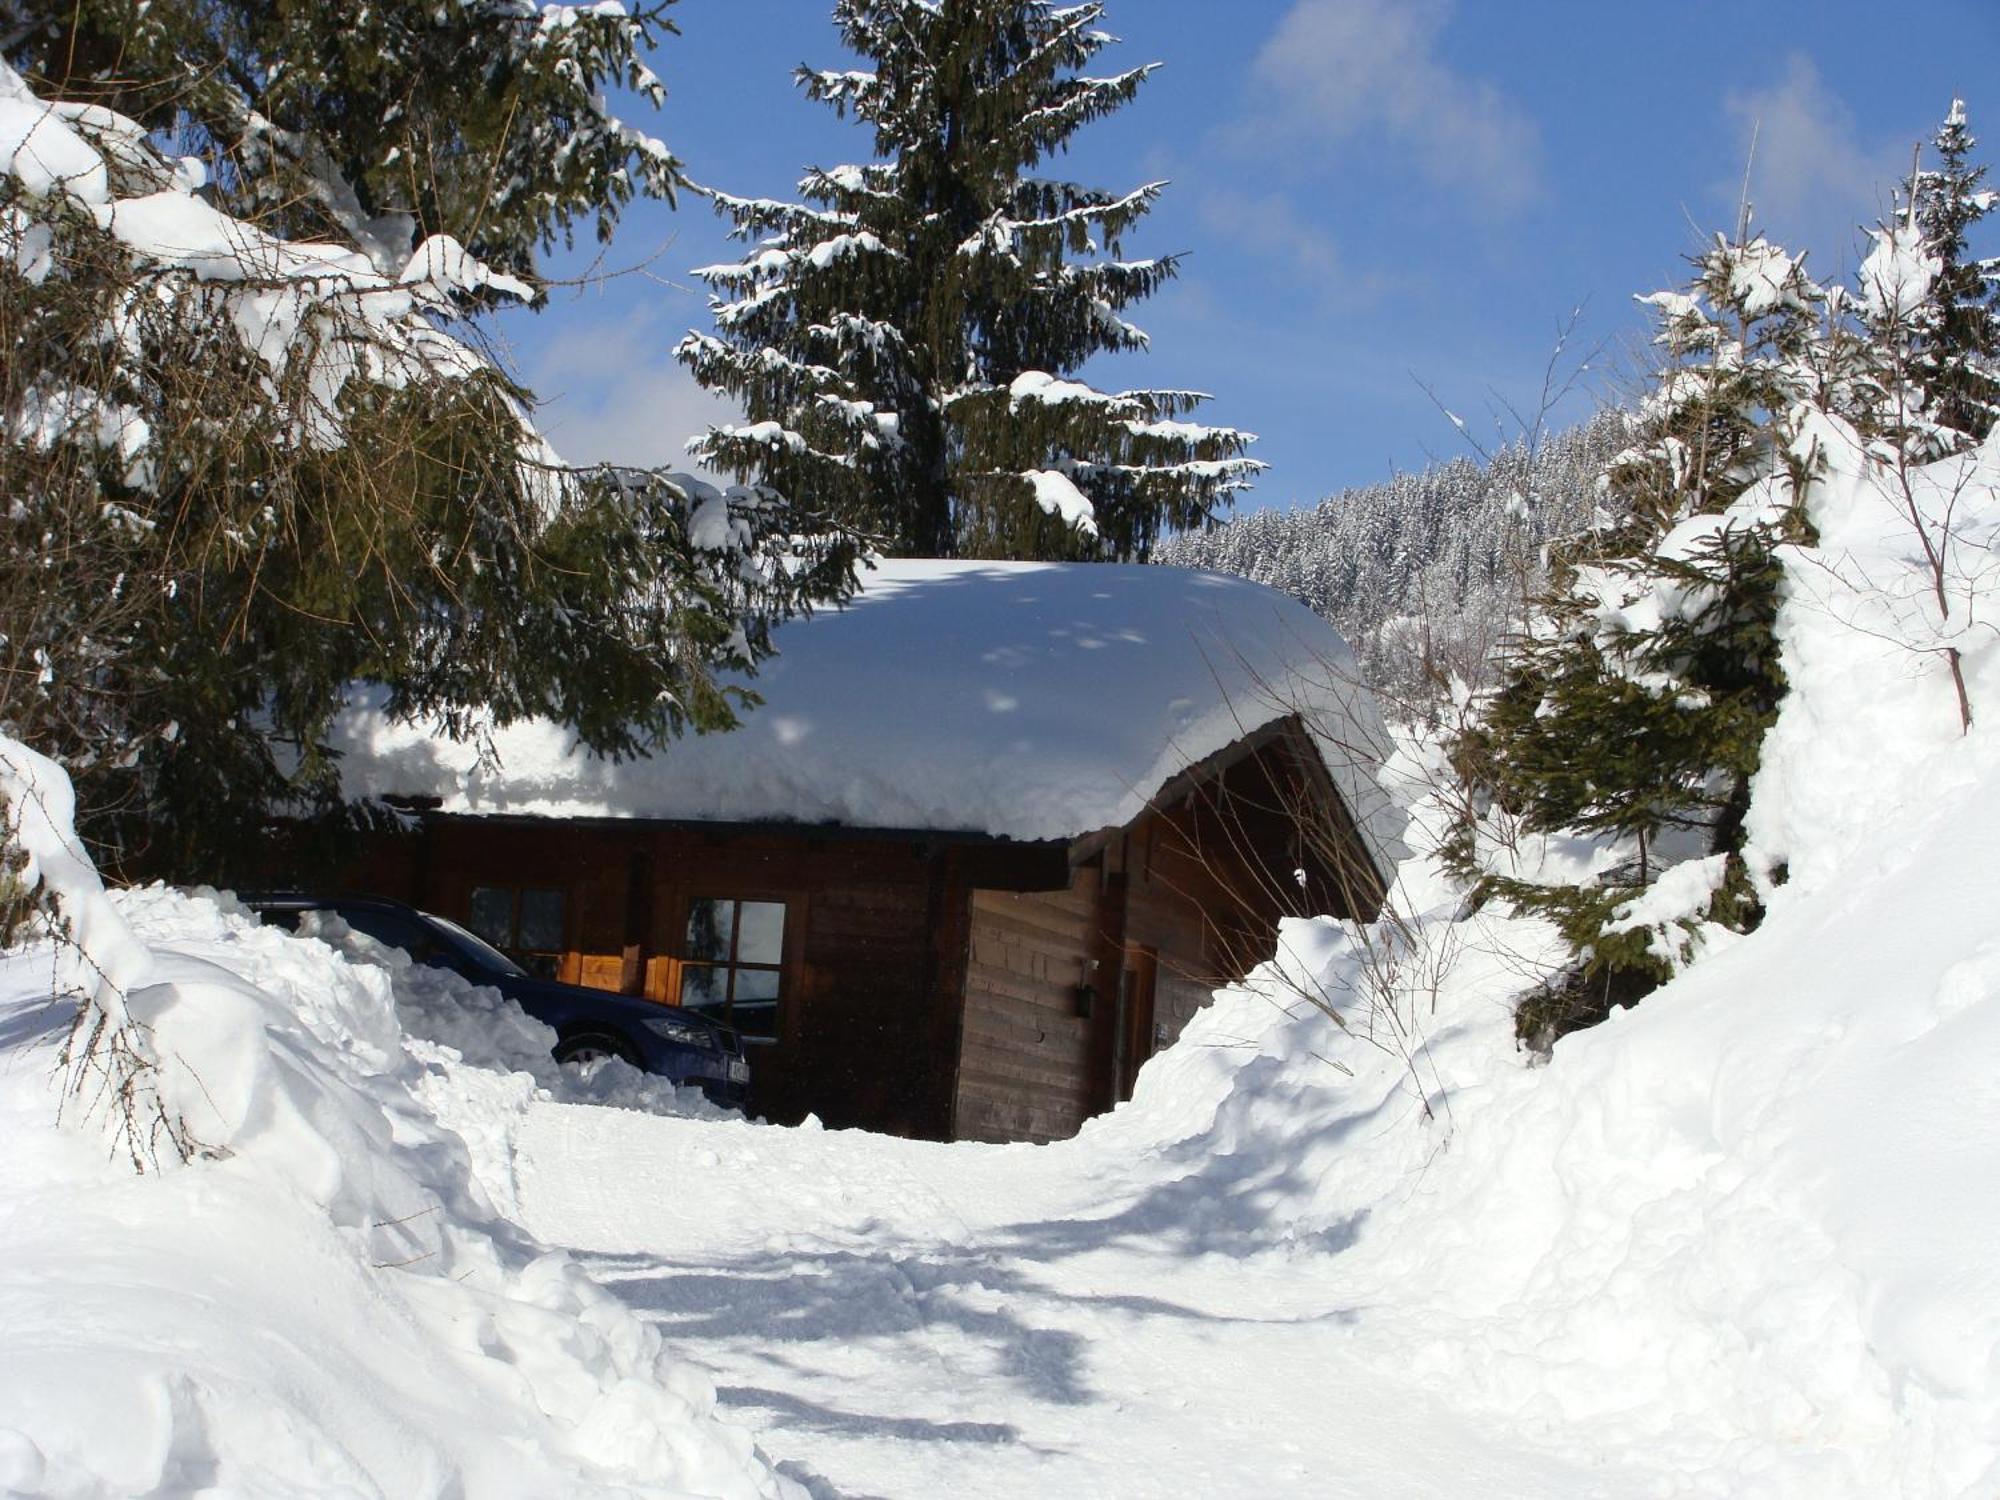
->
(1065, 713, 1389, 914)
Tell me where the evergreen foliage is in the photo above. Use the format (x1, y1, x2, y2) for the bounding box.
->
(1154, 410, 1633, 707)
(1446, 237, 1823, 995)
(1907, 99, 2000, 444)
(1168, 105, 1999, 1043)
(4, 0, 686, 282)
(1452, 112, 2000, 1032)
(677, 0, 1261, 560)
(0, 59, 852, 880)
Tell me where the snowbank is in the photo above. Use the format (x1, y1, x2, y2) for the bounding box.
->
(271, 904, 738, 1218)
(0, 866, 799, 1498)
(330, 559, 1405, 870)
(1074, 425, 2000, 1495)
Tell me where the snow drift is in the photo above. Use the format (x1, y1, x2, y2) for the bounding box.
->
(0, 856, 797, 1497)
(1079, 420, 2000, 1495)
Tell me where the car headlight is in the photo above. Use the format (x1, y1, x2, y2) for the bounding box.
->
(642, 1014, 720, 1051)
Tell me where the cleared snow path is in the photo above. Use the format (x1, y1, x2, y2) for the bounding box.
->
(515, 1104, 1656, 1500)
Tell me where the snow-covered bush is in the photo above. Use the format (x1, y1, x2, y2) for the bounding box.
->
(0, 734, 185, 1167)
(1442, 234, 1820, 1017)
(1441, 103, 1999, 1032)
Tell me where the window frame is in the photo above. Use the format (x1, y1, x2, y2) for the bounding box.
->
(465, 882, 569, 978)
(672, 892, 794, 1045)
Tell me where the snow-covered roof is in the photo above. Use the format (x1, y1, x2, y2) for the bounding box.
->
(332, 560, 1401, 866)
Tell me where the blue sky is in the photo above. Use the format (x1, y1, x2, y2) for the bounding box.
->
(500, 0, 2000, 513)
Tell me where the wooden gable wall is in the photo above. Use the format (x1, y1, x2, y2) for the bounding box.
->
(948, 719, 1384, 1145)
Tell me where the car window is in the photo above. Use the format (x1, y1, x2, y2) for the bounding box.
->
(424, 912, 527, 978)
(334, 906, 436, 960)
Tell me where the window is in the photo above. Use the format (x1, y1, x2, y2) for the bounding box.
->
(468, 885, 566, 978)
(334, 905, 440, 964)
(678, 897, 786, 1042)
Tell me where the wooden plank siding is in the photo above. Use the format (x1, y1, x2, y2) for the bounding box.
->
(318, 717, 1384, 1145)
(952, 869, 1102, 1144)
(353, 818, 979, 1138)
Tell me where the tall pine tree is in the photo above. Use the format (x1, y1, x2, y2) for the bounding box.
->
(677, 0, 1261, 560)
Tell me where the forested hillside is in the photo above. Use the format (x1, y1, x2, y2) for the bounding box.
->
(1156, 410, 1632, 704)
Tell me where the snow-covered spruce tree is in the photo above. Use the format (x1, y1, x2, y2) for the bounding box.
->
(676, 0, 1261, 560)
(1447, 238, 1823, 1031)
(1907, 98, 2000, 445)
(0, 63, 851, 880)
(4, 0, 685, 282)
(1826, 193, 1993, 734)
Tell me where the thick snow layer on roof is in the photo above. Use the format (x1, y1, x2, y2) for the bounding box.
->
(333, 560, 1402, 863)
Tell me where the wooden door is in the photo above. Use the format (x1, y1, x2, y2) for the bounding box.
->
(1115, 946, 1157, 1103)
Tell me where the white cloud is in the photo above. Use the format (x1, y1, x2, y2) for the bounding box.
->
(1197, 188, 1393, 308)
(1245, 0, 1542, 214)
(518, 305, 740, 481)
(1722, 55, 1909, 273)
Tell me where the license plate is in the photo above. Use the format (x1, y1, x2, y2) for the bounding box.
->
(727, 1058, 750, 1084)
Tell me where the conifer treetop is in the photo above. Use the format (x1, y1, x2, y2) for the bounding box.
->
(1902, 98, 2000, 443)
(678, 0, 1260, 560)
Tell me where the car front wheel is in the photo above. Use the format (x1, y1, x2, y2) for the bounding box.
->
(553, 1031, 639, 1078)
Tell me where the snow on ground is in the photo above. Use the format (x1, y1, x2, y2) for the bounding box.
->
(508, 914, 1671, 1500)
(3, 428, 1999, 1497)
(497, 425, 2000, 1499)
(0, 886, 798, 1499)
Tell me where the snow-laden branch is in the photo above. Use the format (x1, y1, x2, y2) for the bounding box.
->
(954, 180, 1165, 259)
(693, 229, 895, 290)
(1, 60, 542, 458)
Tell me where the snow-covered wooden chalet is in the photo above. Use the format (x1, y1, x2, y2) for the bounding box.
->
(332, 561, 1400, 1143)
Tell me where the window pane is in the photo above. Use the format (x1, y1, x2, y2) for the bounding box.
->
(468, 887, 514, 947)
(736, 901, 785, 965)
(518, 888, 565, 952)
(679, 962, 728, 1018)
(732, 967, 781, 1041)
(685, 898, 735, 962)
(336, 906, 430, 959)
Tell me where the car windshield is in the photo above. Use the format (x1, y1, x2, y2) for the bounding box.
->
(424, 910, 528, 978)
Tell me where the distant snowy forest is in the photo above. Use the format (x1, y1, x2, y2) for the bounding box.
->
(1156, 411, 1632, 705)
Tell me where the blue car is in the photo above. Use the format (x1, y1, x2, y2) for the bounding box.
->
(241, 893, 750, 1107)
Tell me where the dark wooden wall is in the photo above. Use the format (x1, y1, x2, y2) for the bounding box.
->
(330, 722, 1382, 1145)
(350, 818, 968, 1137)
(1125, 729, 1379, 1049)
